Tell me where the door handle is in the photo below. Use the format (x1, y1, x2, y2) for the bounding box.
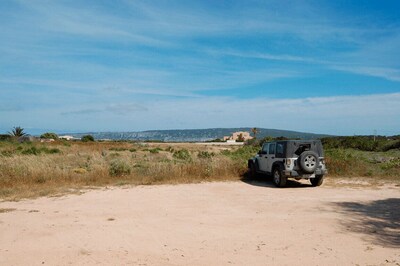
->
(272, 157, 275, 159)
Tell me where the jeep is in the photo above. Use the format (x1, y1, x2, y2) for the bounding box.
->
(248, 140, 327, 187)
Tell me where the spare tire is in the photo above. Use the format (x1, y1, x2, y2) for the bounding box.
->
(298, 151, 319, 174)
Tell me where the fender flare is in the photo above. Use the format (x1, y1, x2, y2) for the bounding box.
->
(272, 161, 284, 172)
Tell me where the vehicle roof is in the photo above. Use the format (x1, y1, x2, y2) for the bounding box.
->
(264, 139, 322, 144)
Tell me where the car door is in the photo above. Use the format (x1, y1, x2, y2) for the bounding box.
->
(258, 143, 270, 172)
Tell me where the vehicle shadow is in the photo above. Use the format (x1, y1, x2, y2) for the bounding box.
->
(332, 198, 400, 248)
(240, 172, 313, 188)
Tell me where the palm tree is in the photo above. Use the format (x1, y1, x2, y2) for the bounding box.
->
(8, 126, 27, 137)
(251, 127, 259, 139)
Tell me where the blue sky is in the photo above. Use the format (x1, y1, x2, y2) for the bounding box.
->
(0, 0, 399, 135)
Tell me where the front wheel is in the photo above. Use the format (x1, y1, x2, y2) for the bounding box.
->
(249, 163, 257, 179)
(310, 175, 324, 187)
(273, 167, 287, 187)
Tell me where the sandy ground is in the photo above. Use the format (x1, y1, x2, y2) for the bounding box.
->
(1, 180, 399, 265)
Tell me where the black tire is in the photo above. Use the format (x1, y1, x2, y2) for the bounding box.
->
(272, 166, 287, 188)
(310, 175, 324, 187)
(249, 162, 257, 179)
(299, 151, 319, 174)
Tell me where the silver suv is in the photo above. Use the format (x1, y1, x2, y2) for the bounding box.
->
(248, 140, 327, 187)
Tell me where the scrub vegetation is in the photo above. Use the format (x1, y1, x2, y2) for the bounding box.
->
(0, 136, 399, 200)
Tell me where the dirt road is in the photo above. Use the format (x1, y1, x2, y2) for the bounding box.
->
(1, 180, 399, 265)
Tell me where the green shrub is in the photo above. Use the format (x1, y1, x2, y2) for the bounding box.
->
(381, 140, 400, 152)
(221, 145, 259, 163)
(380, 158, 400, 170)
(198, 151, 215, 159)
(173, 149, 191, 161)
(149, 148, 162, 153)
(44, 148, 61, 154)
(21, 146, 41, 155)
(81, 135, 94, 142)
(129, 148, 137, 152)
(61, 140, 71, 146)
(0, 134, 12, 141)
(321, 136, 400, 152)
(109, 159, 132, 176)
(20, 146, 61, 155)
(40, 132, 58, 139)
(205, 138, 224, 143)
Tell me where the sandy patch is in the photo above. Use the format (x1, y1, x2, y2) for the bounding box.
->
(0, 181, 399, 265)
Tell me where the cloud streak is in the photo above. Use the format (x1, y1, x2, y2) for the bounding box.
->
(4, 93, 399, 136)
(1, 1, 399, 135)
(61, 103, 148, 116)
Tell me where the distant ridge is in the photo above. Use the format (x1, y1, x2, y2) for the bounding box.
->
(66, 128, 331, 142)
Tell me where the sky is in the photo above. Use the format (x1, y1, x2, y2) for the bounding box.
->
(0, 0, 399, 136)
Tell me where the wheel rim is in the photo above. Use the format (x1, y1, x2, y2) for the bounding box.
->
(273, 170, 280, 184)
(304, 155, 316, 169)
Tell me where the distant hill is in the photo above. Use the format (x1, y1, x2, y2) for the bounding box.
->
(66, 128, 331, 142)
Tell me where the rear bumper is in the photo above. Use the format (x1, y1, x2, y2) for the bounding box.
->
(283, 168, 327, 177)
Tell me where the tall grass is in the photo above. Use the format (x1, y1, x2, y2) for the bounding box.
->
(0, 141, 398, 200)
(325, 148, 400, 177)
(0, 141, 246, 200)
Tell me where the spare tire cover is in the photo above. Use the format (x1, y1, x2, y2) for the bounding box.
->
(299, 151, 319, 174)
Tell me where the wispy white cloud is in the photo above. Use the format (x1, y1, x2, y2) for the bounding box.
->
(333, 66, 400, 82)
(1, 1, 399, 135)
(61, 103, 148, 116)
(3, 93, 399, 135)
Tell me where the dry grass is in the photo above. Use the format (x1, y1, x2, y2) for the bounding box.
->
(325, 148, 400, 178)
(0, 141, 398, 201)
(0, 141, 246, 200)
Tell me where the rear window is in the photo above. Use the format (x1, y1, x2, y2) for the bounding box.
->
(277, 143, 284, 154)
(294, 144, 311, 156)
(275, 142, 285, 158)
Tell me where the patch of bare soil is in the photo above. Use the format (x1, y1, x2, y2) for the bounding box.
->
(0, 181, 399, 265)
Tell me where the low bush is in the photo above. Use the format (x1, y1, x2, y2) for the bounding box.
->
(0, 134, 12, 141)
(81, 135, 94, 142)
(21, 146, 41, 155)
(46, 148, 61, 154)
(380, 158, 400, 170)
(40, 132, 58, 139)
(173, 149, 191, 161)
(20, 146, 61, 155)
(109, 159, 132, 176)
(198, 151, 215, 159)
(149, 148, 162, 153)
(322, 136, 400, 152)
(221, 145, 259, 166)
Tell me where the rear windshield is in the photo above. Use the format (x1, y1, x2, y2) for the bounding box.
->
(286, 141, 324, 157)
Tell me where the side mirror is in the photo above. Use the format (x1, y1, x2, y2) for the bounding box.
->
(258, 150, 262, 155)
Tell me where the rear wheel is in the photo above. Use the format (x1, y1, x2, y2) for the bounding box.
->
(310, 175, 324, 187)
(273, 166, 287, 187)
